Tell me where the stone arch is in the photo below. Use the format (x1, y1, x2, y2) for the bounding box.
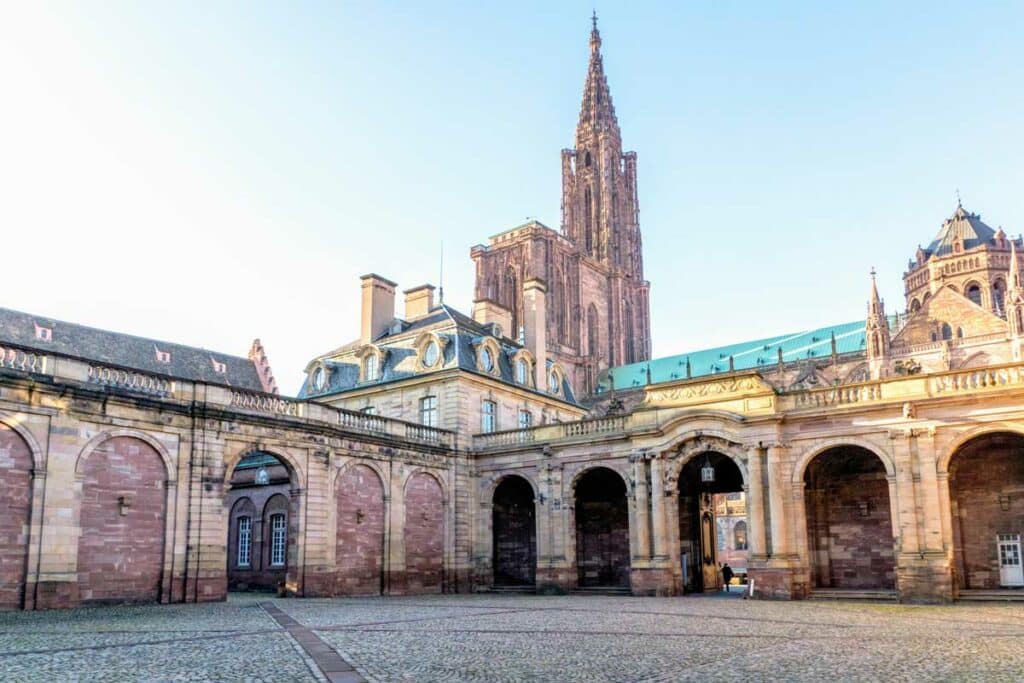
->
(75, 429, 176, 483)
(491, 474, 537, 587)
(77, 435, 169, 604)
(792, 437, 894, 485)
(663, 431, 749, 490)
(801, 443, 897, 590)
(567, 462, 630, 494)
(402, 467, 449, 505)
(223, 445, 302, 489)
(331, 457, 388, 493)
(572, 465, 631, 588)
(945, 430, 1024, 589)
(0, 413, 45, 472)
(483, 471, 539, 502)
(336, 462, 386, 596)
(404, 470, 445, 594)
(0, 420, 35, 609)
(938, 425, 1024, 475)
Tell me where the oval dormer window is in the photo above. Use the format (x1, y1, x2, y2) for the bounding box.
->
(312, 366, 325, 391)
(548, 369, 560, 394)
(423, 340, 440, 368)
(480, 347, 494, 373)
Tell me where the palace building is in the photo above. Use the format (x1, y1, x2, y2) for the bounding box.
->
(1, 18, 1023, 610)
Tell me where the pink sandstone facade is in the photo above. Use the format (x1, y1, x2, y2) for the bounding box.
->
(1, 19, 1024, 612)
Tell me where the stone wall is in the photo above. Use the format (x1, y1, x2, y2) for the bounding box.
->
(0, 424, 32, 610)
(336, 464, 385, 595)
(403, 472, 444, 594)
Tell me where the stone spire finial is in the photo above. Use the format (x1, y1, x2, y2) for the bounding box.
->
(865, 269, 891, 367)
(590, 10, 601, 52)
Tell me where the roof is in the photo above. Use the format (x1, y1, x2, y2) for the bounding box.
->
(0, 306, 265, 391)
(298, 304, 578, 405)
(924, 204, 997, 258)
(598, 320, 870, 391)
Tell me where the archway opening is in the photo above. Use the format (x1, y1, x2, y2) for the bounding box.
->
(803, 446, 895, 590)
(574, 467, 630, 588)
(226, 451, 296, 593)
(492, 476, 536, 587)
(677, 452, 745, 593)
(337, 464, 385, 596)
(78, 436, 167, 604)
(949, 432, 1024, 590)
(0, 424, 33, 609)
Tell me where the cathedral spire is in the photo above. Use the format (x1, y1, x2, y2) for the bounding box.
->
(866, 267, 891, 371)
(577, 13, 618, 140)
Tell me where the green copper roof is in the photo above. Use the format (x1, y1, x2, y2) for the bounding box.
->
(235, 452, 283, 470)
(598, 319, 873, 392)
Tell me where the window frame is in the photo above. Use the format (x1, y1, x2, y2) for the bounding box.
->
(270, 513, 287, 567)
(236, 515, 252, 567)
(481, 399, 497, 434)
(419, 395, 439, 427)
(518, 409, 532, 429)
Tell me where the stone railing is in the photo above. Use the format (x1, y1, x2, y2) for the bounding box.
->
(473, 427, 540, 449)
(88, 365, 172, 397)
(931, 365, 1024, 394)
(230, 390, 301, 416)
(337, 409, 388, 435)
(562, 414, 629, 437)
(786, 382, 883, 410)
(0, 344, 46, 374)
(473, 414, 633, 451)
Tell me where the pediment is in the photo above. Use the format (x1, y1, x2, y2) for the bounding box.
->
(893, 286, 1007, 347)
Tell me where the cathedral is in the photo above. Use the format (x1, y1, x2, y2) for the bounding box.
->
(1, 19, 1023, 610)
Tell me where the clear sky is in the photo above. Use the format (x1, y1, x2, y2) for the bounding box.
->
(3, 2, 1022, 394)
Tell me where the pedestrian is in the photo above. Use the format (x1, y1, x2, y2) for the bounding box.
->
(722, 563, 734, 592)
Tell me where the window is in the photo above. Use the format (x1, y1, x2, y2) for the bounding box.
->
(423, 340, 440, 367)
(270, 514, 287, 567)
(212, 358, 227, 374)
(518, 409, 532, 429)
(364, 353, 379, 381)
(548, 369, 560, 394)
(34, 324, 52, 342)
(966, 283, 982, 306)
(311, 366, 325, 391)
(155, 348, 171, 363)
(481, 400, 497, 433)
(994, 281, 1006, 313)
(419, 396, 438, 427)
(361, 405, 377, 415)
(515, 358, 529, 384)
(480, 347, 494, 372)
(734, 521, 748, 551)
(236, 516, 252, 567)
(941, 323, 953, 341)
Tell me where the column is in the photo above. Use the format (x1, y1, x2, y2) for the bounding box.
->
(766, 444, 791, 556)
(631, 454, 651, 560)
(650, 456, 668, 559)
(914, 430, 943, 552)
(745, 446, 767, 557)
(891, 431, 919, 554)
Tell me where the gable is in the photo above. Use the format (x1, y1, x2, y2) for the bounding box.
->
(893, 286, 1007, 346)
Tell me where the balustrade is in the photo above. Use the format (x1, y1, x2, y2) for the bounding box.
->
(0, 345, 46, 374)
(88, 365, 172, 396)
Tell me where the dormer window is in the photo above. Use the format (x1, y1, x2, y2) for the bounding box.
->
(480, 347, 494, 372)
(311, 365, 326, 391)
(510, 349, 535, 387)
(211, 358, 227, 374)
(423, 340, 439, 367)
(548, 370, 560, 394)
(364, 354, 379, 381)
(154, 347, 171, 364)
(34, 323, 52, 342)
(516, 358, 528, 384)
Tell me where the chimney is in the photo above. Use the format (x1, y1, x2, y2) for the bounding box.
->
(471, 299, 513, 339)
(522, 278, 547, 389)
(360, 274, 397, 344)
(404, 284, 436, 320)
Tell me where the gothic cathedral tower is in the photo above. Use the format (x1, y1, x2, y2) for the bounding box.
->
(470, 17, 651, 399)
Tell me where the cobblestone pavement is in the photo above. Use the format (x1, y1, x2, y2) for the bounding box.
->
(1, 593, 1023, 681)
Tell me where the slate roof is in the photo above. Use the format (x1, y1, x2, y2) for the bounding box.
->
(0, 306, 264, 390)
(924, 205, 997, 258)
(298, 304, 578, 405)
(598, 319, 870, 392)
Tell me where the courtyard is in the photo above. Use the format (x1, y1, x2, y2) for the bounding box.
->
(0, 594, 1021, 682)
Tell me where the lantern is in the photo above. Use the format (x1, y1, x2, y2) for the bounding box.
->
(701, 456, 715, 484)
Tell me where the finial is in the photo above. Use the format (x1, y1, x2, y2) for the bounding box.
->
(870, 266, 877, 282)
(592, 9, 598, 31)
(438, 241, 445, 305)
(956, 188, 962, 207)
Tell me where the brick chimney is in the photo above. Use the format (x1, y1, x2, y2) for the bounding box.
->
(404, 284, 436, 320)
(360, 274, 397, 344)
(522, 278, 547, 388)
(471, 299, 513, 339)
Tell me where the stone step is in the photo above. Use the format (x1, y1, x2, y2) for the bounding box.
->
(808, 588, 897, 601)
(485, 585, 536, 594)
(571, 586, 633, 596)
(959, 589, 1024, 602)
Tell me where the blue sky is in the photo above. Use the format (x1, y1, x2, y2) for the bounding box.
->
(2, 2, 1022, 394)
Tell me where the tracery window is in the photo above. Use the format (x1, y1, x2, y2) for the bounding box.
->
(270, 514, 287, 567)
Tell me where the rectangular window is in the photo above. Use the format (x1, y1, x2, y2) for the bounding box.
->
(270, 514, 287, 567)
(419, 396, 438, 427)
(481, 400, 497, 433)
(518, 409, 532, 429)
(236, 516, 252, 567)
(361, 406, 377, 415)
